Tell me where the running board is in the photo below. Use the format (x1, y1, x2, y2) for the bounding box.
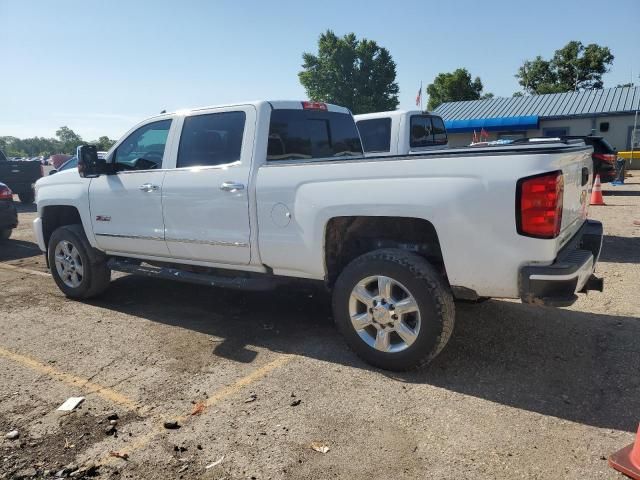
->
(106, 258, 281, 291)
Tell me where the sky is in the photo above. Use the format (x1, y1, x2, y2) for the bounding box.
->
(1, 0, 638, 140)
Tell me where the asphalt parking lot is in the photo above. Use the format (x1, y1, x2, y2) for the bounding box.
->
(1, 180, 639, 480)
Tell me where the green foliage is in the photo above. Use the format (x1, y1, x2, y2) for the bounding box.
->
(516, 41, 614, 94)
(426, 68, 488, 110)
(92, 136, 116, 151)
(299, 30, 399, 114)
(55, 126, 83, 154)
(0, 127, 116, 158)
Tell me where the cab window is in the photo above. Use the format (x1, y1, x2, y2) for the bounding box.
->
(410, 115, 447, 148)
(177, 111, 246, 168)
(267, 109, 362, 161)
(357, 118, 392, 153)
(113, 120, 172, 170)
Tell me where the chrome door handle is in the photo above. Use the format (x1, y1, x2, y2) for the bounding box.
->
(220, 182, 245, 192)
(138, 183, 159, 192)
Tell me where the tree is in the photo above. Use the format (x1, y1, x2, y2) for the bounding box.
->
(56, 126, 83, 154)
(93, 136, 116, 151)
(516, 41, 614, 95)
(426, 68, 489, 110)
(299, 30, 399, 114)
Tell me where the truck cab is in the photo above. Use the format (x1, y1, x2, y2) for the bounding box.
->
(355, 110, 448, 157)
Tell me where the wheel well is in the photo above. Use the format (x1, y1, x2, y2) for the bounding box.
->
(324, 216, 446, 286)
(42, 206, 82, 248)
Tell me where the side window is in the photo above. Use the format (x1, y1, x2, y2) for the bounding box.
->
(411, 115, 448, 147)
(177, 111, 246, 168)
(410, 116, 434, 148)
(431, 116, 448, 144)
(357, 118, 392, 153)
(114, 120, 172, 170)
(267, 109, 362, 161)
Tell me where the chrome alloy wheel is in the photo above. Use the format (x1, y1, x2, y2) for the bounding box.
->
(348, 275, 421, 353)
(54, 240, 84, 288)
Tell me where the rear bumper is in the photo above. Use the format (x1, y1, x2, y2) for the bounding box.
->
(0, 201, 18, 230)
(519, 220, 603, 307)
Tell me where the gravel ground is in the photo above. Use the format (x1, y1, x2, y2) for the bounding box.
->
(0, 178, 638, 479)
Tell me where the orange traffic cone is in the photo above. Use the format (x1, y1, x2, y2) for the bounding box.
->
(590, 174, 605, 206)
(609, 424, 640, 479)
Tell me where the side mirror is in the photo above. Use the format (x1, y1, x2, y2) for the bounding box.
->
(49, 169, 57, 175)
(77, 145, 107, 178)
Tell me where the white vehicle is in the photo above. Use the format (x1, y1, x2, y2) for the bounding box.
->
(355, 110, 448, 156)
(33, 100, 603, 370)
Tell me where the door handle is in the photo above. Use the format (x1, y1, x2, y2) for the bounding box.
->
(220, 182, 245, 192)
(138, 183, 159, 192)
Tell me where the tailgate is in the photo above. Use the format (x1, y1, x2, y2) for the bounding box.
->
(557, 147, 592, 247)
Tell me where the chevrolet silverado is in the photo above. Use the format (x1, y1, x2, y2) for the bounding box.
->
(33, 100, 603, 370)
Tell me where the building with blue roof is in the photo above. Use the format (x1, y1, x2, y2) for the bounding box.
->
(434, 86, 640, 151)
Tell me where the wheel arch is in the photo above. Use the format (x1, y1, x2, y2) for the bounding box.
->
(323, 216, 447, 287)
(41, 204, 90, 250)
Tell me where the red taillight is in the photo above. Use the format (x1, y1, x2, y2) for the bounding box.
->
(301, 101, 328, 111)
(0, 185, 13, 200)
(593, 153, 616, 164)
(517, 171, 563, 239)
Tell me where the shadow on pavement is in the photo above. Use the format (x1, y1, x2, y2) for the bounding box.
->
(599, 235, 640, 263)
(89, 275, 640, 433)
(14, 201, 37, 213)
(0, 239, 42, 262)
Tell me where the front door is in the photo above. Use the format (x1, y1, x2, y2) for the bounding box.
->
(162, 107, 254, 265)
(89, 119, 174, 257)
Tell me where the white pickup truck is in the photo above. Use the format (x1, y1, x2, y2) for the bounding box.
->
(355, 110, 448, 156)
(33, 100, 603, 371)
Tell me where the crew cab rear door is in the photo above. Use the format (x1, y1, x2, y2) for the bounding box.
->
(161, 105, 255, 265)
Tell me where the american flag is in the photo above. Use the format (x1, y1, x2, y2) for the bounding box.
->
(415, 85, 422, 107)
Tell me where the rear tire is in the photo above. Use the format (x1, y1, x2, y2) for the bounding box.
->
(18, 190, 35, 204)
(332, 249, 455, 371)
(0, 229, 11, 241)
(48, 224, 111, 299)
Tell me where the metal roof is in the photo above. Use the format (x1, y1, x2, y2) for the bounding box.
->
(434, 86, 640, 121)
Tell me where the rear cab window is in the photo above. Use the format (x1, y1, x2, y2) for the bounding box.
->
(356, 118, 392, 153)
(267, 109, 363, 161)
(410, 115, 448, 148)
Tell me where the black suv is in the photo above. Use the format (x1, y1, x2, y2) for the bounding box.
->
(562, 136, 617, 183)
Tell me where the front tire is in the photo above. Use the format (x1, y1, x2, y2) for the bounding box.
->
(332, 249, 455, 371)
(48, 224, 111, 299)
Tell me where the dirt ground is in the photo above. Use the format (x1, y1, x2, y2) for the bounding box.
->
(0, 179, 638, 480)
